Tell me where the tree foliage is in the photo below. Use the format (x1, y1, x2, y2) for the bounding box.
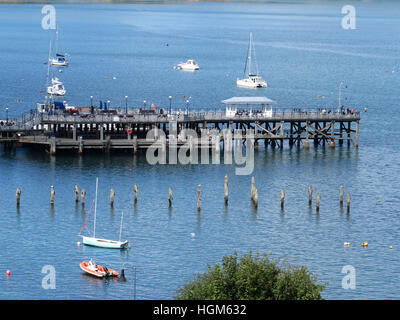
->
(175, 251, 325, 300)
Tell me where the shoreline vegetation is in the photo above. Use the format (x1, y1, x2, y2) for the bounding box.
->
(175, 251, 326, 300)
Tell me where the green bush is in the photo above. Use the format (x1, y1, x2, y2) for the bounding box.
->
(175, 251, 325, 300)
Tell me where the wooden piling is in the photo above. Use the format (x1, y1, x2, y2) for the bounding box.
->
(250, 177, 258, 207)
(251, 176, 255, 201)
(134, 184, 138, 204)
(316, 193, 320, 212)
(253, 187, 258, 207)
(16, 188, 21, 206)
(339, 186, 344, 205)
(197, 184, 201, 211)
(346, 194, 351, 213)
(110, 188, 115, 207)
(308, 186, 313, 206)
(50, 186, 55, 205)
(168, 187, 173, 207)
(81, 188, 86, 206)
(281, 189, 285, 209)
(74, 185, 79, 202)
(224, 175, 228, 205)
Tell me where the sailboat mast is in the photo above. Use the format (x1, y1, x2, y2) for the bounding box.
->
(94, 178, 98, 238)
(55, 26, 59, 54)
(248, 32, 252, 76)
(119, 211, 124, 242)
(45, 40, 52, 105)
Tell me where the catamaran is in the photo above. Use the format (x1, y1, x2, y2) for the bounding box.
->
(78, 178, 129, 249)
(236, 32, 267, 89)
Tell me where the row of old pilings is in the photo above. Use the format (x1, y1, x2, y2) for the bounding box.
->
(12, 181, 352, 214)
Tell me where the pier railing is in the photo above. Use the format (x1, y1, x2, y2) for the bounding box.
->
(0, 108, 360, 132)
(38, 109, 360, 123)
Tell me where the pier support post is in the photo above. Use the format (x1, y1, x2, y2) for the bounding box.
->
(316, 193, 320, 213)
(308, 186, 313, 206)
(329, 121, 335, 148)
(105, 136, 111, 153)
(133, 136, 138, 154)
(50, 137, 56, 155)
(281, 189, 285, 209)
(16, 188, 21, 206)
(100, 125, 104, 141)
(73, 125, 77, 141)
(304, 122, 310, 149)
(78, 136, 84, 154)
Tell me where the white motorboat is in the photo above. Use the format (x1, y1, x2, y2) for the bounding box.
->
(47, 77, 66, 96)
(177, 59, 199, 71)
(236, 32, 267, 89)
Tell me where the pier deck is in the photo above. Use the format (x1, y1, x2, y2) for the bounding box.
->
(0, 108, 360, 154)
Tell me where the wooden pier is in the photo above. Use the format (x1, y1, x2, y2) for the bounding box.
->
(0, 97, 360, 155)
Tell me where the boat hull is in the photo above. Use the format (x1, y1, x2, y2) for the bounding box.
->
(236, 79, 267, 89)
(81, 236, 128, 249)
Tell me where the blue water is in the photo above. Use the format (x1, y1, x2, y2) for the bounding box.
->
(0, 1, 399, 299)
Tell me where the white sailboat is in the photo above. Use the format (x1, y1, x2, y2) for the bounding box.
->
(236, 32, 267, 89)
(79, 178, 129, 249)
(50, 28, 69, 66)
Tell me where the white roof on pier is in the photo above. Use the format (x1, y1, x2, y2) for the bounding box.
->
(221, 96, 276, 105)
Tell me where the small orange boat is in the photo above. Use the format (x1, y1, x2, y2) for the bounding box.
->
(80, 259, 119, 278)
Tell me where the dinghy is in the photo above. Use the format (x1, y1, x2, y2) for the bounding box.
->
(78, 178, 129, 249)
(80, 259, 119, 278)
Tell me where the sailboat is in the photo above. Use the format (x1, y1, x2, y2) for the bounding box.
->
(50, 28, 69, 66)
(45, 40, 67, 97)
(236, 32, 267, 89)
(79, 178, 129, 249)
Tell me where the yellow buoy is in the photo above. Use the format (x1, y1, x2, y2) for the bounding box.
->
(389, 246, 392, 250)
(362, 242, 368, 247)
